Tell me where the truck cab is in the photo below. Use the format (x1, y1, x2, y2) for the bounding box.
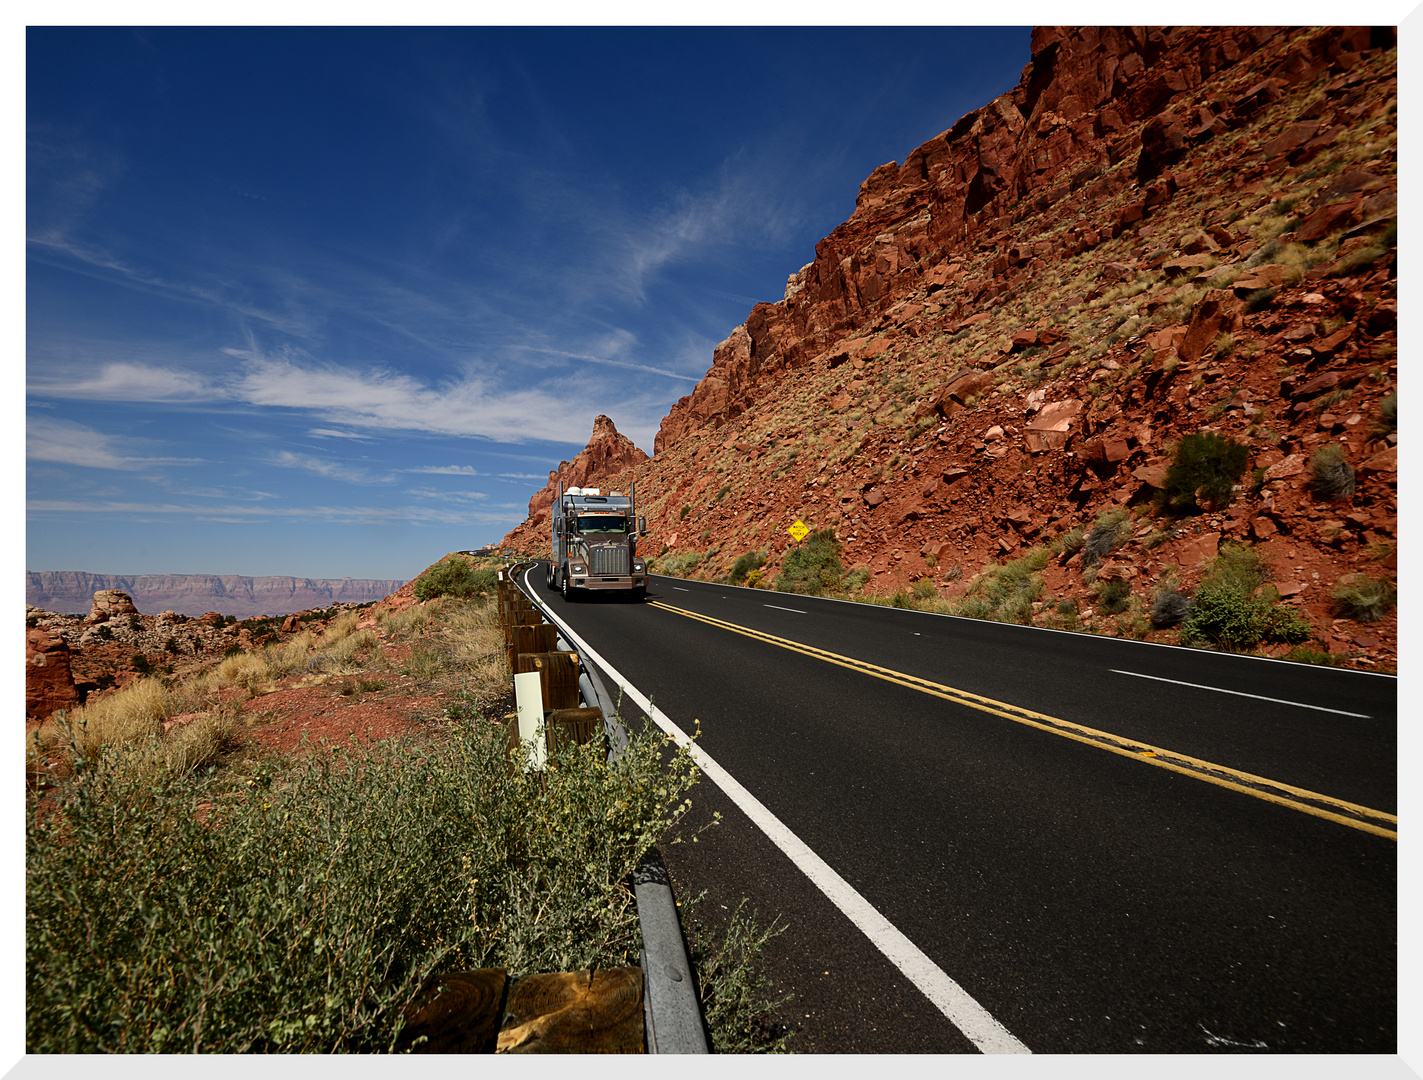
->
(547, 485, 649, 599)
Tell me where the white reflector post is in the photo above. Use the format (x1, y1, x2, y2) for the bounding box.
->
(513, 670, 546, 770)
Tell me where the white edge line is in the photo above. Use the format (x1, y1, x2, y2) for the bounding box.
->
(646, 574, 1397, 680)
(1109, 669, 1372, 718)
(762, 604, 807, 613)
(522, 566, 1030, 1055)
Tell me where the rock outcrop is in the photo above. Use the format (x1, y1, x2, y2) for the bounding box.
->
(500, 26, 1397, 670)
(26, 626, 79, 720)
(85, 589, 140, 624)
(523, 415, 650, 525)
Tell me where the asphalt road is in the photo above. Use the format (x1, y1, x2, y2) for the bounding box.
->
(520, 565, 1397, 1054)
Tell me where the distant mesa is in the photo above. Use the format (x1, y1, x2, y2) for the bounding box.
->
(26, 571, 409, 619)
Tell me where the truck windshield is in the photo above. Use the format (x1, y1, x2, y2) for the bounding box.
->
(576, 515, 627, 533)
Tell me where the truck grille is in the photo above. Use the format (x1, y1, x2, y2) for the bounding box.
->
(589, 546, 629, 576)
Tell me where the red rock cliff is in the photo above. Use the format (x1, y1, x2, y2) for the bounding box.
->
(654, 25, 1391, 453)
(522, 415, 650, 527)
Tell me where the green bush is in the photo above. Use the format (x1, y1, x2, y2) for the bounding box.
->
(1095, 578, 1132, 616)
(842, 567, 871, 592)
(1329, 573, 1396, 623)
(1159, 431, 1250, 514)
(1180, 544, 1313, 649)
(950, 548, 1049, 624)
(911, 577, 937, 600)
(27, 720, 700, 1053)
(726, 550, 766, 586)
(412, 558, 496, 601)
(1308, 443, 1355, 501)
(655, 550, 704, 578)
(774, 529, 845, 596)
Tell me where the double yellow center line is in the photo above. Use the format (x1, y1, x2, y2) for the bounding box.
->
(648, 600, 1397, 841)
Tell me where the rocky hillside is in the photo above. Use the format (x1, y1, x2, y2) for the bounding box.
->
(503, 26, 1398, 670)
(26, 572, 408, 619)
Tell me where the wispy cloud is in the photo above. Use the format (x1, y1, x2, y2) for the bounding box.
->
(309, 427, 373, 440)
(407, 464, 479, 475)
(26, 416, 198, 470)
(271, 450, 386, 485)
(403, 487, 488, 502)
(28, 361, 214, 402)
(227, 350, 607, 445)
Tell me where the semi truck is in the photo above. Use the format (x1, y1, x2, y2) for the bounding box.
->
(546, 483, 650, 600)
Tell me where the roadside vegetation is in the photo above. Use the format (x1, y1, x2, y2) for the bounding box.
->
(27, 572, 791, 1054)
(648, 520, 1339, 661)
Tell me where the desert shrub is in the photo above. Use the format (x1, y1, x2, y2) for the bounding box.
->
(1308, 443, 1355, 500)
(1150, 587, 1193, 629)
(321, 629, 380, 671)
(1159, 431, 1249, 514)
(1372, 391, 1397, 436)
(27, 720, 701, 1053)
(1284, 645, 1345, 666)
(412, 558, 496, 602)
(1053, 526, 1086, 557)
(911, 577, 937, 600)
(318, 610, 361, 646)
(726, 550, 766, 586)
(131, 654, 154, 676)
(842, 567, 871, 592)
(950, 548, 1048, 624)
(1243, 286, 1280, 312)
(1329, 573, 1396, 623)
(1180, 544, 1313, 649)
(1094, 578, 1132, 616)
(655, 550, 704, 578)
(264, 632, 316, 677)
(774, 530, 845, 596)
(1082, 508, 1130, 568)
(215, 651, 271, 693)
(685, 899, 792, 1053)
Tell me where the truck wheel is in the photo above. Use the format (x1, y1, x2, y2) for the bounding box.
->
(561, 573, 573, 602)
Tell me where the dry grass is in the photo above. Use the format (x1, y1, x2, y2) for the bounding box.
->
(29, 676, 237, 782)
(317, 610, 361, 647)
(441, 600, 510, 699)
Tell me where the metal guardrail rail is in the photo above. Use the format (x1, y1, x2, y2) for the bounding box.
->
(502, 562, 709, 1054)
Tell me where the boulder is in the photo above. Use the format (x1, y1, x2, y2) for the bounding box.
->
(27, 627, 80, 720)
(84, 590, 139, 625)
(1179, 290, 1240, 363)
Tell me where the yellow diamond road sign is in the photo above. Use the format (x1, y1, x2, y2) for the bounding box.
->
(787, 519, 810, 542)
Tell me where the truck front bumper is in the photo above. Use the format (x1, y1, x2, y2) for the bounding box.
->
(570, 575, 650, 591)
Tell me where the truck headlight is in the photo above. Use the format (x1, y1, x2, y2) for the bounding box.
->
(571, 563, 586, 574)
(632, 560, 645, 572)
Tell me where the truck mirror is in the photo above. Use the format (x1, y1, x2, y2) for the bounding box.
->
(638, 516, 647, 536)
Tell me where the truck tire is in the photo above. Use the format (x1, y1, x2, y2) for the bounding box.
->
(561, 572, 573, 602)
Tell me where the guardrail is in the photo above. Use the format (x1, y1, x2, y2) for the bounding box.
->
(497, 563, 708, 1054)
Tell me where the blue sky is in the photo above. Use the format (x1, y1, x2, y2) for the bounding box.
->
(26, 25, 1032, 579)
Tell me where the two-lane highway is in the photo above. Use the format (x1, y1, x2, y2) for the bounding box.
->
(522, 566, 1397, 1053)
